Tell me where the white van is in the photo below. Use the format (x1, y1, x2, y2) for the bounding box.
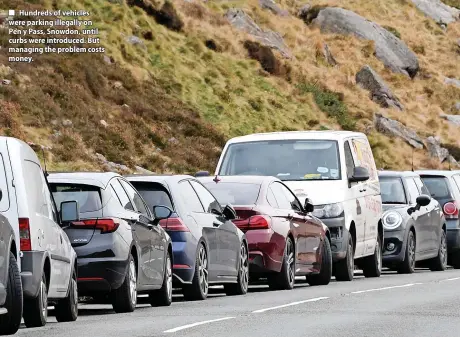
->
(215, 131, 383, 281)
(0, 137, 79, 327)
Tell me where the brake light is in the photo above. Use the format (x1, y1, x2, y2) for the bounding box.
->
(443, 201, 459, 219)
(72, 218, 120, 234)
(233, 215, 271, 230)
(19, 218, 31, 251)
(161, 217, 189, 232)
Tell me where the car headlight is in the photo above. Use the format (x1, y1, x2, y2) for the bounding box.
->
(312, 203, 344, 218)
(382, 211, 402, 230)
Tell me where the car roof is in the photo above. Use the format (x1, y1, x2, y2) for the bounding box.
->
(378, 170, 420, 178)
(416, 170, 460, 177)
(125, 174, 195, 184)
(224, 131, 366, 144)
(198, 175, 278, 185)
(48, 172, 121, 189)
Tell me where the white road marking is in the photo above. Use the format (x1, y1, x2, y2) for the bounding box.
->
(164, 317, 235, 333)
(252, 297, 329, 313)
(351, 283, 422, 294)
(441, 277, 460, 282)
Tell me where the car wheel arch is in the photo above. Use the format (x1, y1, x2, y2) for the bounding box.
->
(130, 244, 139, 277)
(349, 221, 356, 254)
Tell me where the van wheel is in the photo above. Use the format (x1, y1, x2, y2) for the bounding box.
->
(398, 231, 416, 274)
(149, 251, 173, 307)
(268, 237, 295, 290)
(112, 254, 137, 313)
(306, 237, 332, 286)
(429, 230, 448, 272)
(362, 235, 382, 278)
(183, 244, 208, 301)
(23, 272, 48, 328)
(334, 235, 354, 281)
(55, 269, 78, 322)
(0, 252, 23, 335)
(225, 243, 249, 296)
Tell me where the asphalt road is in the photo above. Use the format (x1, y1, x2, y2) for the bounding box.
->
(17, 268, 460, 337)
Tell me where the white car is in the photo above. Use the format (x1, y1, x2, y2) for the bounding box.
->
(0, 137, 79, 327)
(214, 131, 383, 281)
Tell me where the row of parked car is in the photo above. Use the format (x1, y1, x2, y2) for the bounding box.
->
(0, 131, 459, 335)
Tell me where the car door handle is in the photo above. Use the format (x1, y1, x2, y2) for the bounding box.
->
(213, 222, 220, 227)
(60, 235, 63, 244)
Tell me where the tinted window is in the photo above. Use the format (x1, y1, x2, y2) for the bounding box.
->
(120, 180, 149, 217)
(379, 177, 406, 204)
(219, 140, 341, 181)
(111, 179, 134, 211)
(130, 182, 174, 210)
(414, 177, 430, 195)
(190, 180, 222, 213)
(270, 182, 293, 209)
(267, 188, 278, 208)
(420, 176, 451, 199)
(344, 141, 355, 179)
(0, 153, 9, 212)
(51, 183, 103, 213)
(405, 178, 420, 204)
(178, 181, 204, 212)
(202, 182, 260, 205)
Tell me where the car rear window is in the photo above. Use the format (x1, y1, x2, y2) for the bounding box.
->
(202, 182, 261, 205)
(130, 182, 174, 210)
(419, 176, 451, 199)
(50, 183, 103, 213)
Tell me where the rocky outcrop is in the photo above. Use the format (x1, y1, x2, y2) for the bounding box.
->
(311, 7, 419, 78)
(225, 8, 292, 58)
(259, 0, 289, 16)
(445, 77, 460, 89)
(316, 42, 337, 66)
(374, 113, 424, 148)
(135, 166, 154, 174)
(411, 0, 460, 26)
(440, 113, 460, 126)
(94, 153, 130, 173)
(426, 136, 449, 162)
(356, 65, 404, 110)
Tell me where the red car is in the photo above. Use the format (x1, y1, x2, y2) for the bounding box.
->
(198, 175, 332, 290)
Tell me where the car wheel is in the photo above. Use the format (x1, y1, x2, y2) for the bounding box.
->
(398, 230, 416, 274)
(429, 230, 448, 272)
(55, 268, 78, 322)
(0, 252, 23, 335)
(183, 244, 208, 301)
(23, 272, 48, 328)
(149, 251, 173, 306)
(362, 234, 382, 278)
(334, 235, 354, 281)
(224, 243, 249, 296)
(269, 237, 295, 290)
(306, 237, 333, 286)
(112, 254, 137, 313)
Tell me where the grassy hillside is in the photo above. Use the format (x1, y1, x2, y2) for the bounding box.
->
(0, 0, 459, 173)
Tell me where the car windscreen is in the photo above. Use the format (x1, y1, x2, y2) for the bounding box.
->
(379, 177, 407, 204)
(419, 176, 451, 199)
(130, 182, 174, 210)
(50, 183, 103, 213)
(203, 182, 261, 205)
(218, 140, 341, 181)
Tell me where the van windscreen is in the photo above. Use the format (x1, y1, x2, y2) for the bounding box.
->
(218, 140, 341, 181)
(51, 184, 103, 213)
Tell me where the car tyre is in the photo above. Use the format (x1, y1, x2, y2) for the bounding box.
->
(268, 237, 295, 290)
(224, 243, 249, 296)
(362, 234, 382, 278)
(429, 230, 448, 272)
(23, 272, 48, 328)
(0, 252, 23, 335)
(398, 230, 416, 274)
(334, 235, 354, 281)
(183, 244, 208, 301)
(149, 251, 173, 307)
(55, 268, 78, 322)
(112, 254, 137, 313)
(306, 236, 332, 286)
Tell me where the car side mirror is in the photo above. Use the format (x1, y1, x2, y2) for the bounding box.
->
(195, 171, 210, 177)
(152, 205, 173, 221)
(304, 198, 314, 213)
(349, 166, 370, 183)
(60, 201, 79, 223)
(222, 204, 237, 220)
(416, 194, 431, 207)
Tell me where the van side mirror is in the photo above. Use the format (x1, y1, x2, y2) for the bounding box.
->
(304, 198, 314, 213)
(416, 194, 431, 207)
(349, 166, 370, 183)
(60, 201, 79, 223)
(222, 204, 237, 220)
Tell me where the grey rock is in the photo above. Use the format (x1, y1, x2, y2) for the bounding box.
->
(135, 166, 154, 174)
(100, 120, 108, 127)
(112, 81, 123, 89)
(426, 136, 449, 162)
(319, 43, 337, 66)
(51, 120, 58, 126)
(440, 113, 460, 126)
(411, 0, 459, 26)
(94, 153, 130, 173)
(225, 8, 292, 58)
(95, 153, 107, 162)
(168, 137, 179, 144)
(444, 77, 460, 88)
(1, 79, 11, 85)
(52, 131, 61, 138)
(126, 35, 146, 48)
(448, 155, 460, 167)
(298, 4, 312, 18)
(455, 102, 460, 111)
(103, 55, 113, 64)
(356, 65, 404, 110)
(62, 119, 73, 127)
(122, 104, 130, 110)
(312, 7, 419, 78)
(374, 113, 424, 148)
(259, 0, 289, 16)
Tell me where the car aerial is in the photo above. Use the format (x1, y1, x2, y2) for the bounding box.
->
(417, 170, 460, 269)
(198, 175, 333, 289)
(212, 131, 383, 281)
(48, 172, 174, 312)
(0, 137, 79, 329)
(125, 175, 249, 300)
(379, 171, 447, 273)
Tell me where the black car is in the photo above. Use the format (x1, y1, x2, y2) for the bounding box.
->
(379, 171, 447, 273)
(48, 172, 174, 313)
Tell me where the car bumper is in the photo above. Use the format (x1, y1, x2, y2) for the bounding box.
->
(245, 229, 285, 274)
(76, 258, 128, 295)
(20, 251, 46, 298)
(321, 217, 348, 262)
(382, 229, 406, 265)
(171, 241, 195, 285)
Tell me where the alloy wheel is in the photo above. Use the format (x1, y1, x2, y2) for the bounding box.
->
(198, 246, 209, 296)
(166, 256, 173, 301)
(71, 277, 78, 316)
(239, 245, 249, 292)
(129, 259, 137, 306)
(40, 279, 48, 321)
(376, 240, 382, 272)
(286, 240, 295, 287)
(348, 239, 354, 272)
(409, 236, 416, 270)
(440, 231, 447, 267)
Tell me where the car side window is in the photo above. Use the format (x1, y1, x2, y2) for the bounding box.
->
(279, 183, 303, 212)
(120, 180, 150, 217)
(190, 180, 222, 214)
(24, 160, 50, 218)
(405, 178, 420, 204)
(270, 182, 293, 210)
(344, 141, 355, 179)
(414, 177, 430, 195)
(266, 187, 279, 208)
(178, 181, 205, 213)
(111, 179, 134, 211)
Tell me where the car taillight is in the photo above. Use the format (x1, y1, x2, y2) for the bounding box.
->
(19, 218, 31, 251)
(161, 217, 189, 232)
(234, 215, 271, 230)
(72, 218, 120, 234)
(443, 201, 459, 219)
